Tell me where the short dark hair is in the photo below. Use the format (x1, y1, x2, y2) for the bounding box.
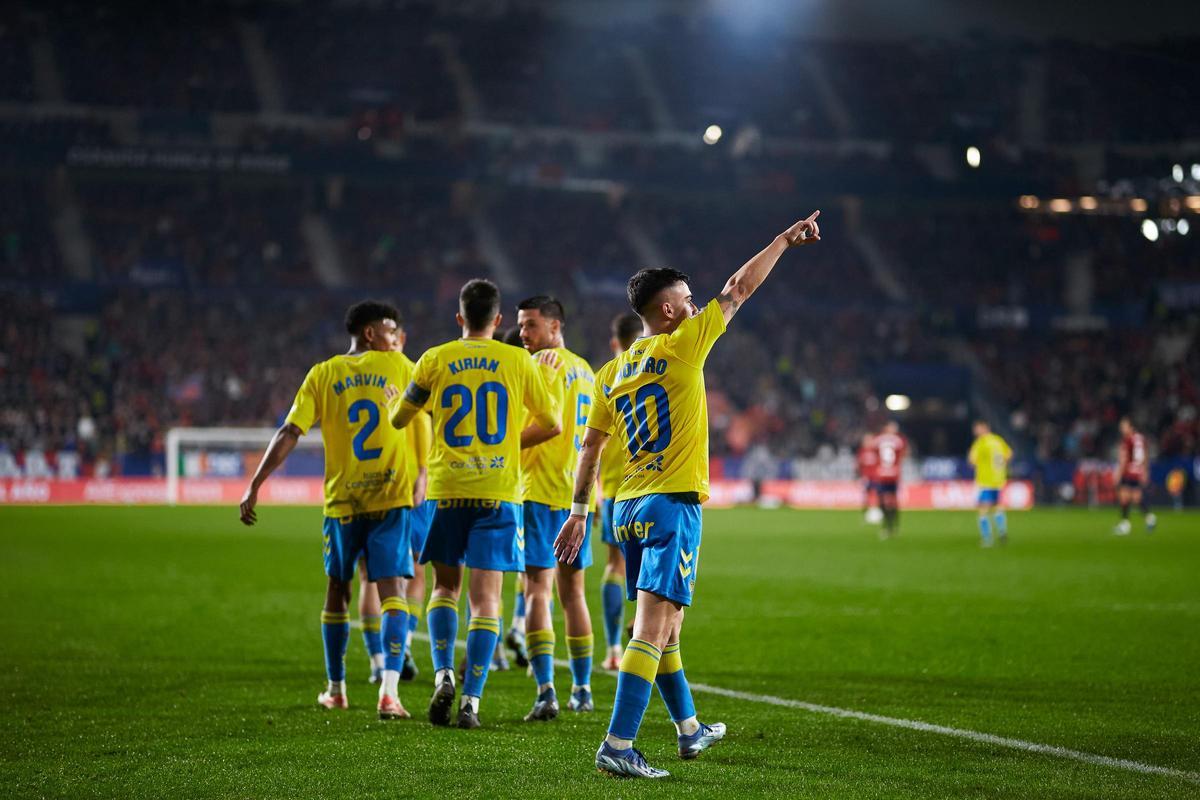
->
(459, 278, 501, 330)
(516, 295, 565, 324)
(502, 326, 524, 347)
(611, 312, 642, 349)
(626, 268, 691, 316)
(344, 300, 400, 336)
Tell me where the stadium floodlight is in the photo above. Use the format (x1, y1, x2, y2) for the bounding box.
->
(1018, 195, 1039, 209)
(1192, 164, 1200, 181)
(703, 124, 723, 145)
(1048, 198, 1072, 213)
(1172, 164, 1184, 182)
(1079, 196, 1098, 210)
(1141, 219, 1159, 242)
(165, 426, 324, 505)
(966, 146, 981, 168)
(1178, 219, 1190, 236)
(884, 394, 911, 412)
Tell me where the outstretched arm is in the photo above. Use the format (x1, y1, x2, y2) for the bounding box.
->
(239, 423, 303, 525)
(553, 426, 610, 563)
(716, 210, 821, 323)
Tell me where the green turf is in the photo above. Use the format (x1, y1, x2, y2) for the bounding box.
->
(1, 506, 1198, 799)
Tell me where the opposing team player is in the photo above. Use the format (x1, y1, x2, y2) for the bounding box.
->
(514, 295, 598, 720)
(856, 432, 881, 525)
(239, 301, 417, 719)
(555, 211, 821, 778)
(598, 312, 642, 671)
(386, 279, 560, 729)
(1114, 417, 1156, 535)
(967, 420, 1011, 547)
(872, 421, 907, 539)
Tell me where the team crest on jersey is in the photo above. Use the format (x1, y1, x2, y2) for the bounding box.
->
(490, 456, 505, 469)
(636, 455, 665, 474)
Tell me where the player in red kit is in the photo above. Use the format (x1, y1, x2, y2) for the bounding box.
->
(1114, 417, 1156, 535)
(857, 433, 881, 524)
(872, 421, 908, 538)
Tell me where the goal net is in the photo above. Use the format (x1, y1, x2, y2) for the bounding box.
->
(165, 427, 325, 506)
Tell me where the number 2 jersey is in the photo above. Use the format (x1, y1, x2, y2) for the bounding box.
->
(521, 347, 596, 509)
(285, 350, 417, 517)
(400, 337, 559, 504)
(587, 299, 727, 504)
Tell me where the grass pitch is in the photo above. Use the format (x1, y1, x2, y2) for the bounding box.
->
(1, 505, 1198, 799)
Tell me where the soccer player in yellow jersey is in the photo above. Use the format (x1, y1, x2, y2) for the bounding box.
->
(238, 301, 418, 720)
(968, 420, 1012, 547)
(598, 313, 643, 671)
(386, 279, 561, 729)
(556, 210, 822, 778)
(513, 295, 598, 720)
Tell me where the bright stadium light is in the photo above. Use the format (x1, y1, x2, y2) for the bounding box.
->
(1141, 219, 1159, 242)
(966, 146, 981, 168)
(884, 394, 911, 412)
(1179, 219, 1190, 236)
(1079, 196, 1098, 210)
(703, 124, 723, 145)
(1130, 198, 1148, 212)
(1172, 164, 1184, 182)
(1048, 198, 1072, 213)
(1192, 164, 1200, 181)
(1018, 195, 1039, 209)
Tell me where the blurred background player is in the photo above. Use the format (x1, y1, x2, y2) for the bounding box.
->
(515, 295, 598, 720)
(1115, 417, 1157, 535)
(598, 312, 643, 671)
(968, 420, 1012, 547)
(872, 421, 908, 539)
(556, 210, 821, 779)
(387, 279, 560, 729)
(238, 301, 417, 720)
(857, 432, 882, 525)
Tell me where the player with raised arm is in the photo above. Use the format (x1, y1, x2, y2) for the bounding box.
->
(239, 301, 418, 720)
(555, 211, 821, 778)
(599, 313, 643, 671)
(1114, 417, 1156, 535)
(872, 421, 907, 539)
(386, 279, 561, 729)
(515, 295, 599, 720)
(968, 420, 1011, 547)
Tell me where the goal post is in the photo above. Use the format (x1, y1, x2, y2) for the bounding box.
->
(165, 426, 324, 506)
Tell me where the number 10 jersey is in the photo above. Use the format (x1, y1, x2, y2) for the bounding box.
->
(587, 299, 727, 504)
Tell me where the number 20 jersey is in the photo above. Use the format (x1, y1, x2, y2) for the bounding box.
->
(587, 299, 727, 504)
(285, 350, 416, 517)
(407, 338, 559, 504)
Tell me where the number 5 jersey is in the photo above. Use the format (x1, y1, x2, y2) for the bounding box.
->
(587, 299, 727, 504)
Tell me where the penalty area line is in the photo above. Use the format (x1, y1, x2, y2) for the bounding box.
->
(395, 630, 1199, 785)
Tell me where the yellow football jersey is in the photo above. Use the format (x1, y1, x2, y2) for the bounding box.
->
(521, 347, 596, 509)
(398, 338, 559, 503)
(587, 299, 726, 503)
(969, 433, 1012, 489)
(285, 350, 415, 517)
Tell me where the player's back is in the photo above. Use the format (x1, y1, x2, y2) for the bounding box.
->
(872, 432, 907, 482)
(1122, 432, 1148, 477)
(970, 433, 1010, 488)
(590, 300, 726, 503)
(521, 347, 595, 508)
(286, 350, 415, 516)
(412, 337, 549, 503)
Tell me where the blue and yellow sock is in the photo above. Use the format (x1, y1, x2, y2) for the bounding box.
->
(978, 514, 992, 542)
(601, 577, 624, 649)
(527, 628, 556, 687)
(427, 596, 459, 674)
(361, 613, 383, 660)
(994, 511, 1007, 536)
(320, 610, 351, 683)
(655, 642, 696, 722)
(608, 638, 661, 740)
(567, 634, 593, 688)
(514, 589, 526, 620)
(463, 616, 501, 698)
(381, 597, 409, 672)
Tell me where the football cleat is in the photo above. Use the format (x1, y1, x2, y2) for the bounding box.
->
(602, 654, 621, 672)
(368, 664, 383, 685)
(523, 687, 559, 722)
(1114, 520, 1132, 536)
(980, 537, 994, 548)
(1146, 513, 1157, 532)
(492, 647, 511, 672)
(377, 694, 410, 720)
(428, 675, 456, 726)
(317, 690, 348, 710)
(567, 687, 594, 712)
(504, 628, 530, 668)
(400, 652, 418, 682)
(678, 721, 726, 760)
(595, 742, 670, 779)
(456, 705, 481, 729)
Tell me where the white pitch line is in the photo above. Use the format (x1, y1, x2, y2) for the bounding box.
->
(392, 631, 1199, 786)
